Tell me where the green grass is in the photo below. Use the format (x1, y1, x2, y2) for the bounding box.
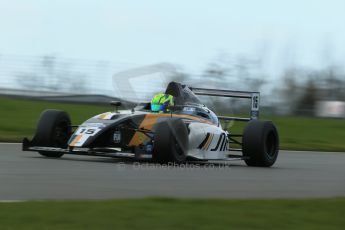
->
(0, 96, 344, 151)
(0, 96, 110, 141)
(264, 116, 345, 151)
(227, 115, 345, 152)
(0, 198, 344, 230)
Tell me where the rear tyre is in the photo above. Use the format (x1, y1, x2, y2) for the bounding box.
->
(242, 120, 279, 167)
(153, 118, 188, 163)
(32, 109, 71, 158)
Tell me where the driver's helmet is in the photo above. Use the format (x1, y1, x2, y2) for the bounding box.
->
(151, 93, 174, 113)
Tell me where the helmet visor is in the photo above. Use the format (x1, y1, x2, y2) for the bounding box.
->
(151, 103, 168, 112)
(151, 103, 161, 112)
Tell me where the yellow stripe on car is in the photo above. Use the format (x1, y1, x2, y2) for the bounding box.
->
(128, 113, 215, 147)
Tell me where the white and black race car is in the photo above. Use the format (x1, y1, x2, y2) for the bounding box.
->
(23, 81, 279, 167)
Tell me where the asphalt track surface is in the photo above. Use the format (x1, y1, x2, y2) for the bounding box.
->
(1, 143, 344, 200)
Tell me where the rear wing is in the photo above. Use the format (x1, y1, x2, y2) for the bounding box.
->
(189, 87, 260, 121)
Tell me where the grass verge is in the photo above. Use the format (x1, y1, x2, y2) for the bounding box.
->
(0, 96, 344, 151)
(0, 96, 109, 142)
(0, 198, 344, 230)
(228, 114, 345, 152)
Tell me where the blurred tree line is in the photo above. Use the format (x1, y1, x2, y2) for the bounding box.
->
(279, 66, 345, 116)
(15, 55, 87, 93)
(12, 53, 345, 117)
(170, 53, 345, 117)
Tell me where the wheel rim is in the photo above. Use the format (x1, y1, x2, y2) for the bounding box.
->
(174, 141, 184, 157)
(173, 137, 186, 161)
(52, 120, 70, 147)
(266, 131, 277, 158)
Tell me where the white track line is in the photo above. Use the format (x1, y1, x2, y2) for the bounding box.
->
(0, 200, 26, 203)
(0, 142, 22, 145)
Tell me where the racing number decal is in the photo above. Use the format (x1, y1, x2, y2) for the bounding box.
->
(69, 127, 101, 147)
(251, 94, 259, 111)
(76, 128, 97, 135)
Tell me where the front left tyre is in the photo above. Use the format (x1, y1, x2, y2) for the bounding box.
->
(32, 109, 72, 158)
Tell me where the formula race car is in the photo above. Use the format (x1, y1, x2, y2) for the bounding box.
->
(23, 82, 279, 167)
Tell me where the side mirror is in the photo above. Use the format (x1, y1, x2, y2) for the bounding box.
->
(110, 101, 122, 113)
(110, 101, 122, 107)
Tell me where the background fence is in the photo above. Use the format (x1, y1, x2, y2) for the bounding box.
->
(0, 53, 344, 117)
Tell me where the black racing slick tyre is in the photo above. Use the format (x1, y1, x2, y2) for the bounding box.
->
(242, 120, 279, 167)
(32, 109, 72, 158)
(153, 118, 189, 163)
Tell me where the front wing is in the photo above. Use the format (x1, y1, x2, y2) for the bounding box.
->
(22, 138, 248, 161)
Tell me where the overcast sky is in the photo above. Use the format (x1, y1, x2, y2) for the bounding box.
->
(0, 0, 344, 74)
